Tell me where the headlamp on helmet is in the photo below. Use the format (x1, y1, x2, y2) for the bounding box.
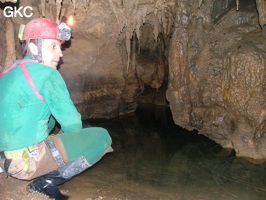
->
(58, 21, 71, 41)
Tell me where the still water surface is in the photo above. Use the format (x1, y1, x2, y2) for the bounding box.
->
(61, 104, 266, 200)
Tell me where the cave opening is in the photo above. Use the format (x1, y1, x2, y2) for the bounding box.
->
(134, 28, 170, 106)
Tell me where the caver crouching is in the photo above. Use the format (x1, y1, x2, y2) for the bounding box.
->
(0, 18, 113, 200)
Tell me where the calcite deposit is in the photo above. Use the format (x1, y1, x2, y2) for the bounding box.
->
(0, 0, 265, 160)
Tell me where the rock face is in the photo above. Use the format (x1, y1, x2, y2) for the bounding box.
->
(0, 0, 265, 160)
(166, 0, 266, 160)
(60, 1, 140, 119)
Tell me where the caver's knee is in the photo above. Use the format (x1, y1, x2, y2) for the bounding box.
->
(87, 127, 112, 145)
(82, 127, 112, 146)
(58, 126, 113, 162)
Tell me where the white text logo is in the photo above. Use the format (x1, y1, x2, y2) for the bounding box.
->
(3, 6, 33, 18)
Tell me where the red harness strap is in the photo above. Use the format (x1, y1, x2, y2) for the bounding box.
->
(0, 59, 45, 101)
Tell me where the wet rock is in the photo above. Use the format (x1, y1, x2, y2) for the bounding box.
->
(167, 0, 266, 160)
(0, 0, 265, 160)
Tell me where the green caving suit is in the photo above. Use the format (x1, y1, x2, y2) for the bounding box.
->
(0, 56, 112, 165)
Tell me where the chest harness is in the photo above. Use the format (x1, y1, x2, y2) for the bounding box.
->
(0, 60, 66, 176)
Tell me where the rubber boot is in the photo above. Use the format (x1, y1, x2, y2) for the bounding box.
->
(27, 156, 92, 199)
(27, 170, 69, 200)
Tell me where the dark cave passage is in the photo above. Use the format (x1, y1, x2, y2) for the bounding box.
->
(133, 27, 170, 106)
(61, 104, 266, 200)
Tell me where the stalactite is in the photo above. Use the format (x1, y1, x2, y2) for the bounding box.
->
(126, 29, 131, 75)
(4, 19, 16, 70)
(198, 0, 203, 8)
(132, 32, 136, 74)
(71, 0, 76, 14)
(56, 0, 62, 23)
(256, 0, 266, 27)
(236, 0, 239, 10)
(162, 10, 167, 34)
(153, 17, 160, 42)
(107, 0, 174, 75)
(41, 0, 46, 17)
(107, 0, 124, 34)
(154, 0, 165, 41)
(136, 14, 141, 55)
(226, 0, 229, 8)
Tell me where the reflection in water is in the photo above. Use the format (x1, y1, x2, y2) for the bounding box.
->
(61, 104, 266, 200)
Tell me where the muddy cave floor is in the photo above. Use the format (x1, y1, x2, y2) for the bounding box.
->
(1, 105, 266, 200)
(0, 161, 187, 200)
(0, 167, 126, 200)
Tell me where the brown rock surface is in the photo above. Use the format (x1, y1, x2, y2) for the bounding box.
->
(166, 0, 266, 160)
(0, 0, 265, 161)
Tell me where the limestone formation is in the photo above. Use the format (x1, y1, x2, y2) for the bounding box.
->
(0, 0, 265, 161)
(167, 0, 266, 160)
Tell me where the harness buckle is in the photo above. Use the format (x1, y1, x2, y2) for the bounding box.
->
(0, 151, 6, 159)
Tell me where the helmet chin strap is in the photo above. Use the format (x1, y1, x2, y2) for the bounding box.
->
(37, 39, 43, 63)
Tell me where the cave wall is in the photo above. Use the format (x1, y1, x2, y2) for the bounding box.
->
(166, 0, 266, 160)
(0, 0, 265, 160)
(58, 1, 140, 119)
